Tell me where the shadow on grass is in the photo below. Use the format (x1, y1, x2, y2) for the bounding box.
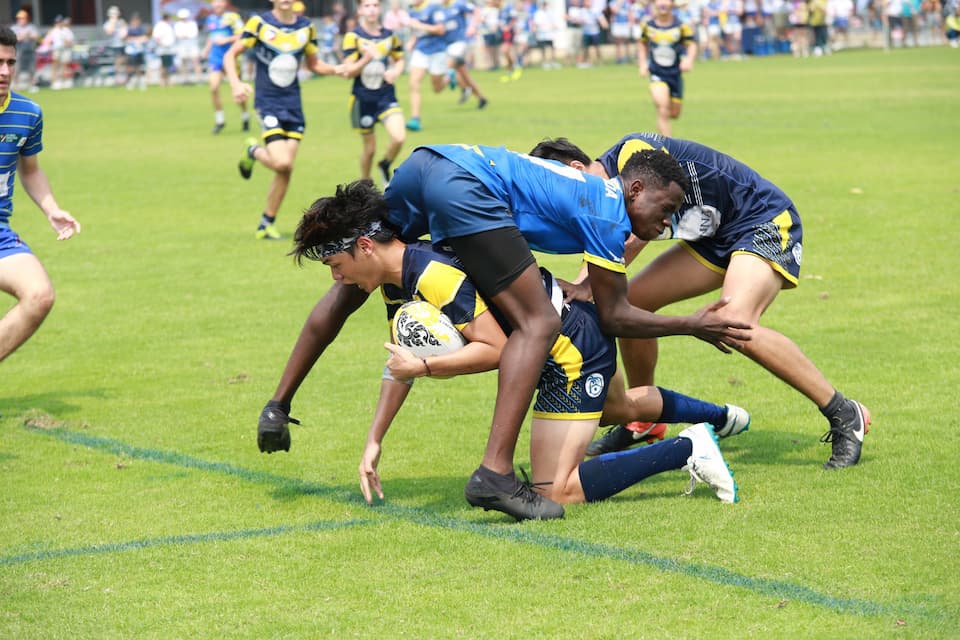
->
(0, 388, 110, 421)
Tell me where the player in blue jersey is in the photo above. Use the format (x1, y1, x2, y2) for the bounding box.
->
(256, 144, 751, 521)
(283, 180, 747, 513)
(202, 0, 251, 135)
(341, 0, 407, 187)
(638, 0, 697, 137)
(223, 0, 346, 240)
(529, 134, 872, 470)
(0, 27, 80, 363)
(443, 0, 489, 109)
(404, 0, 449, 131)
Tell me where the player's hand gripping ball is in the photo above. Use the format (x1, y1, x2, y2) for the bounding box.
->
(257, 401, 301, 453)
(390, 300, 466, 357)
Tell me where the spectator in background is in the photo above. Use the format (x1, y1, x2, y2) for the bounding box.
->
(828, 0, 854, 49)
(575, 0, 608, 67)
(175, 9, 202, 84)
(11, 9, 39, 93)
(808, 0, 830, 54)
(43, 15, 74, 90)
(720, 0, 744, 58)
(152, 12, 177, 87)
(609, 0, 634, 62)
(103, 5, 128, 86)
(532, 0, 561, 67)
(124, 13, 149, 90)
(384, 0, 412, 46)
(947, 1, 960, 46)
(318, 14, 341, 65)
(789, 0, 810, 55)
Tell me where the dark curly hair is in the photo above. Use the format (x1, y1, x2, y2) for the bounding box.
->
(291, 179, 394, 265)
(620, 148, 689, 193)
(528, 137, 592, 166)
(0, 26, 18, 48)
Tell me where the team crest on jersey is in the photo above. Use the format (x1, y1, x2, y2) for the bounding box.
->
(584, 373, 605, 398)
(792, 242, 803, 265)
(262, 27, 277, 41)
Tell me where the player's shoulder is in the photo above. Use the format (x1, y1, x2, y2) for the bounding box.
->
(5, 93, 42, 119)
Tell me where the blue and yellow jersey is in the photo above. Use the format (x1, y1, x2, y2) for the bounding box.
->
(408, 0, 448, 53)
(388, 144, 632, 274)
(342, 26, 403, 103)
(204, 10, 244, 58)
(640, 16, 695, 78)
(240, 12, 318, 108)
(0, 93, 43, 227)
(382, 242, 615, 419)
(443, 0, 475, 44)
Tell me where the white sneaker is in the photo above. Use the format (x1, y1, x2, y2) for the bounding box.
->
(679, 423, 738, 503)
(713, 404, 751, 438)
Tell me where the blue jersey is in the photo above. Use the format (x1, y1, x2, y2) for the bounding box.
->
(387, 145, 632, 274)
(443, 0, 475, 44)
(382, 242, 615, 419)
(204, 10, 244, 60)
(240, 12, 318, 110)
(0, 93, 43, 227)
(409, 0, 448, 54)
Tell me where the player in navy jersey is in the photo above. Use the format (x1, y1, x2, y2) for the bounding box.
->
(285, 181, 748, 511)
(341, 0, 407, 187)
(638, 0, 697, 137)
(256, 146, 751, 521)
(202, 0, 250, 134)
(223, 0, 345, 240)
(529, 133, 871, 470)
(0, 27, 80, 363)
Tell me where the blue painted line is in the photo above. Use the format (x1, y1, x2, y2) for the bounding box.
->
(22, 427, 943, 622)
(0, 519, 369, 567)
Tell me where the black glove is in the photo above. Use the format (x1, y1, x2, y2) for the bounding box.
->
(257, 400, 300, 453)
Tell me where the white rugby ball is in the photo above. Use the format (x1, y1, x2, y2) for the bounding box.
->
(391, 300, 466, 357)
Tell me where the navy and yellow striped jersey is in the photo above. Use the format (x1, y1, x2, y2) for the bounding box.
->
(597, 132, 794, 244)
(639, 16, 695, 78)
(381, 241, 615, 419)
(240, 12, 318, 109)
(342, 26, 403, 103)
(0, 92, 43, 227)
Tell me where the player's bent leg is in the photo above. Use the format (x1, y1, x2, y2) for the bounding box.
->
(529, 417, 598, 504)
(621, 244, 722, 387)
(0, 253, 56, 362)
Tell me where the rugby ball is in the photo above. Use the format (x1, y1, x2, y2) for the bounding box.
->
(391, 300, 466, 357)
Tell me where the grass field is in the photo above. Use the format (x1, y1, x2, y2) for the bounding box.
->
(2, 47, 959, 638)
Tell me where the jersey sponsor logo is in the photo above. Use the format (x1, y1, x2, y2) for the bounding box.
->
(0, 133, 26, 147)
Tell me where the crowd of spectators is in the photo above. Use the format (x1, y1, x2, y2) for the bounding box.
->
(4, 0, 957, 92)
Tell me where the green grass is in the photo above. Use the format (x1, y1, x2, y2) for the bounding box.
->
(2, 47, 959, 638)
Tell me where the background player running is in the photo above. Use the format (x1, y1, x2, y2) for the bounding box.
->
(203, 0, 251, 135)
(637, 0, 697, 137)
(224, 0, 345, 240)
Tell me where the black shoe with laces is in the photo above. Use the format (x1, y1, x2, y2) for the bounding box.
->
(464, 467, 564, 521)
(212, 122, 225, 135)
(585, 424, 638, 457)
(821, 400, 871, 469)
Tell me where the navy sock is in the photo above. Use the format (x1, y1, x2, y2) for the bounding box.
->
(657, 386, 726, 428)
(258, 213, 275, 229)
(578, 437, 692, 502)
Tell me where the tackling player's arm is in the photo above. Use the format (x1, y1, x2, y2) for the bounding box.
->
(586, 262, 752, 350)
(258, 282, 370, 453)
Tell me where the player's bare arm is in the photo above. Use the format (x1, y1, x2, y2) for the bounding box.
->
(18, 155, 79, 240)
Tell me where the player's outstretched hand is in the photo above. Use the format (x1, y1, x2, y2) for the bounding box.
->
(690, 297, 753, 353)
(359, 441, 384, 504)
(257, 400, 300, 453)
(48, 209, 81, 240)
